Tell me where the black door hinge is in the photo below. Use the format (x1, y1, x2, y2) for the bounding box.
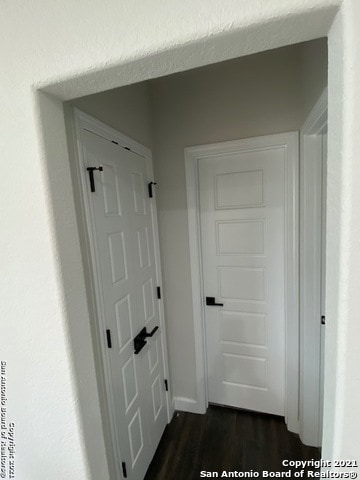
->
(148, 181, 157, 198)
(321, 315, 326, 325)
(122, 461, 127, 478)
(87, 166, 103, 193)
(164, 379, 169, 392)
(111, 140, 131, 152)
(157, 286, 161, 299)
(106, 329, 112, 348)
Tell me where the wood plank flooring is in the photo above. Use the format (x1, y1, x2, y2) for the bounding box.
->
(145, 405, 320, 479)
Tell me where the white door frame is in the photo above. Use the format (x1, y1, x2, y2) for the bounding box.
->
(73, 108, 172, 477)
(185, 132, 299, 433)
(299, 89, 328, 446)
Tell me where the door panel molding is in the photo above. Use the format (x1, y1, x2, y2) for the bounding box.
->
(73, 109, 172, 477)
(185, 132, 299, 432)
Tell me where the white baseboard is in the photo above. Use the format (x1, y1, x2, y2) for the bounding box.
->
(173, 396, 204, 414)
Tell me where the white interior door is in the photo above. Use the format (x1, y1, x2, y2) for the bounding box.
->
(199, 137, 287, 416)
(81, 128, 168, 480)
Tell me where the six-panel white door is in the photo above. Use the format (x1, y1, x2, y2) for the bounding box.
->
(82, 129, 168, 480)
(199, 139, 287, 416)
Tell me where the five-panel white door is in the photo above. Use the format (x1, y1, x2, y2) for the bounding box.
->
(199, 141, 286, 416)
(82, 129, 168, 479)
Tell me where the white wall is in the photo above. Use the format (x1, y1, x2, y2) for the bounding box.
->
(150, 40, 327, 402)
(2, 0, 359, 478)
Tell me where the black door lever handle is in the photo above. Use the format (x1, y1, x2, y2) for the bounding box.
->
(206, 296, 224, 307)
(133, 326, 159, 354)
(143, 326, 159, 337)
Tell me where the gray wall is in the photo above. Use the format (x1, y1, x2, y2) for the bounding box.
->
(300, 39, 328, 118)
(70, 82, 153, 147)
(67, 38, 327, 405)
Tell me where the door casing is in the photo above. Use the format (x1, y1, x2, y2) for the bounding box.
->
(300, 88, 328, 446)
(73, 108, 172, 478)
(185, 132, 299, 434)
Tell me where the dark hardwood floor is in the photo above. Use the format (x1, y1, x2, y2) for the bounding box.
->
(145, 405, 320, 479)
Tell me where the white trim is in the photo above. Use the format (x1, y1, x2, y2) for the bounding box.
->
(185, 156, 208, 414)
(302, 89, 328, 135)
(185, 132, 299, 429)
(174, 397, 200, 414)
(299, 89, 328, 447)
(73, 109, 173, 474)
(284, 133, 300, 434)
